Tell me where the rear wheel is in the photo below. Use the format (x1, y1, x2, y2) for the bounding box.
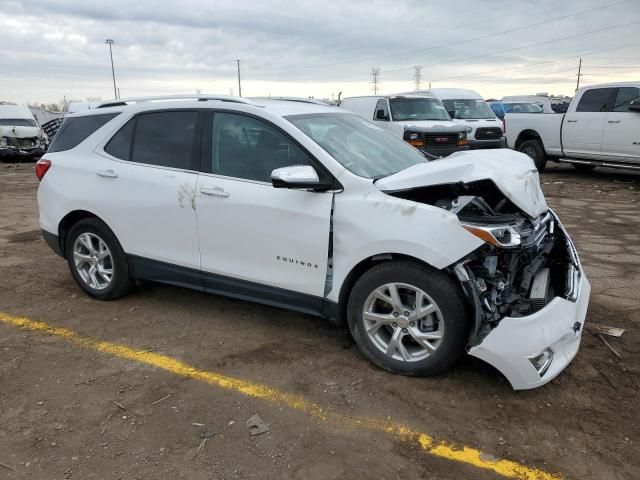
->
(65, 218, 134, 300)
(518, 139, 547, 172)
(347, 261, 469, 376)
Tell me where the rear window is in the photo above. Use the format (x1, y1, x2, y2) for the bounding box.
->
(48, 113, 118, 153)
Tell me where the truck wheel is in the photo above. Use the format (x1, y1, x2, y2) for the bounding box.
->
(347, 261, 469, 377)
(65, 218, 134, 300)
(518, 139, 547, 172)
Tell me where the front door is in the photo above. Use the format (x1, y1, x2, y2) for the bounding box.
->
(195, 111, 333, 312)
(602, 86, 640, 162)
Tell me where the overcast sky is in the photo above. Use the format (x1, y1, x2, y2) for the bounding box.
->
(1, 0, 639, 104)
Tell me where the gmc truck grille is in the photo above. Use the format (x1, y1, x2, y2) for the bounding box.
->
(423, 134, 458, 146)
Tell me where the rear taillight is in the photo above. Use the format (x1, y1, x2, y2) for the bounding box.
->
(502, 119, 506, 133)
(35, 158, 51, 181)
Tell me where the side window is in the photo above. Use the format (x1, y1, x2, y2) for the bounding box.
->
(48, 113, 118, 153)
(104, 119, 135, 160)
(374, 99, 389, 120)
(131, 111, 198, 169)
(576, 88, 614, 113)
(211, 112, 311, 182)
(612, 87, 640, 112)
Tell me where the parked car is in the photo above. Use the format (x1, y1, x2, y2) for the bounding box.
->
(489, 101, 543, 120)
(36, 95, 590, 390)
(505, 82, 640, 171)
(502, 94, 572, 114)
(0, 104, 47, 159)
(340, 94, 468, 157)
(422, 88, 504, 149)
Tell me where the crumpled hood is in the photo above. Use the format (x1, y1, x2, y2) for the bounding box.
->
(0, 125, 42, 138)
(375, 149, 548, 218)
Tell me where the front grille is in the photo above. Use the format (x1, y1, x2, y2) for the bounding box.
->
(423, 134, 458, 146)
(475, 127, 502, 140)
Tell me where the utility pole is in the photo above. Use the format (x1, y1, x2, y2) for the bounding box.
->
(235, 59, 242, 97)
(105, 39, 118, 99)
(370, 68, 381, 95)
(575, 57, 583, 91)
(413, 66, 422, 91)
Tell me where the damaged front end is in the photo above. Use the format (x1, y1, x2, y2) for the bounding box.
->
(389, 178, 590, 389)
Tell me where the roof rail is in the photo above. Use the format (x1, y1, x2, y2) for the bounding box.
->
(251, 96, 331, 106)
(96, 95, 258, 109)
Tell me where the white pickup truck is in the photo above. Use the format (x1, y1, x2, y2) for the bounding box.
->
(505, 82, 640, 171)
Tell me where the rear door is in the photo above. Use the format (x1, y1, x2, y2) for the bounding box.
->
(602, 86, 640, 162)
(562, 88, 615, 158)
(97, 110, 202, 274)
(195, 111, 333, 311)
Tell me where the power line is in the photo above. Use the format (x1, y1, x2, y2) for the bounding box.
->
(370, 68, 381, 95)
(253, 0, 633, 75)
(310, 17, 640, 82)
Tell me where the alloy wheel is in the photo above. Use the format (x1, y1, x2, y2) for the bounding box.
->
(72, 232, 114, 290)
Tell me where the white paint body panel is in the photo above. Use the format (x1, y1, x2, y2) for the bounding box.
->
(196, 174, 332, 296)
(376, 149, 548, 218)
(602, 110, 640, 162)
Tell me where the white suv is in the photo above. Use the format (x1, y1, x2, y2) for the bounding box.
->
(36, 95, 590, 390)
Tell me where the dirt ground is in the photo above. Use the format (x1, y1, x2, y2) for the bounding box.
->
(0, 161, 639, 480)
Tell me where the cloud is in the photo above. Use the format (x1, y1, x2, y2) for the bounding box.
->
(1, 0, 639, 103)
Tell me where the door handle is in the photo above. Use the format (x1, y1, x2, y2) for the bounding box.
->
(96, 169, 118, 178)
(566, 119, 578, 123)
(607, 120, 621, 124)
(200, 186, 229, 198)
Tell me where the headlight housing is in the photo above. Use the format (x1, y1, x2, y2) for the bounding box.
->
(0, 137, 8, 148)
(462, 223, 522, 247)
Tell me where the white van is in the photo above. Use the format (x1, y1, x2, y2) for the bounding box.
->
(425, 89, 504, 149)
(340, 94, 468, 157)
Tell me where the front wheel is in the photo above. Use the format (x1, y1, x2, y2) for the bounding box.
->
(347, 261, 469, 376)
(518, 139, 547, 172)
(65, 218, 134, 300)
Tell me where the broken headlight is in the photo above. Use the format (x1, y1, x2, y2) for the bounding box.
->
(462, 223, 521, 248)
(0, 137, 8, 148)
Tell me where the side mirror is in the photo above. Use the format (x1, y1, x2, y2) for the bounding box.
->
(629, 100, 640, 112)
(271, 165, 326, 190)
(375, 109, 389, 120)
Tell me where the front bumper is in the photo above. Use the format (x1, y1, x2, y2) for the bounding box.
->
(467, 220, 590, 390)
(419, 144, 470, 158)
(0, 146, 45, 158)
(468, 138, 505, 149)
(469, 274, 589, 390)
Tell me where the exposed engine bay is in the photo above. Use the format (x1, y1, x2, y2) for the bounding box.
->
(388, 179, 578, 345)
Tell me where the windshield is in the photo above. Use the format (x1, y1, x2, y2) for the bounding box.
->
(503, 103, 543, 113)
(442, 99, 495, 119)
(286, 112, 427, 179)
(388, 98, 450, 121)
(0, 118, 37, 127)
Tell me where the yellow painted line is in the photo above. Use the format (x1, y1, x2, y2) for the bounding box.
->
(1, 312, 563, 480)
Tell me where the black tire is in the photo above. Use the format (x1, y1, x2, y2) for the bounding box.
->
(518, 139, 547, 172)
(65, 218, 134, 300)
(572, 163, 596, 172)
(347, 261, 470, 377)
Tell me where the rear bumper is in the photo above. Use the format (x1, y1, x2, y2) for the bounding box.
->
(419, 144, 469, 157)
